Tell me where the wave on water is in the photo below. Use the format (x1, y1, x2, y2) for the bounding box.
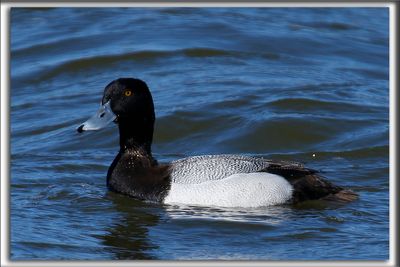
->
(10, 7, 389, 260)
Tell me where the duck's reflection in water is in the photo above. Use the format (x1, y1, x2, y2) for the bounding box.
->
(99, 191, 335, 260)
(164, 203, 296, 225)
(99, 192, 165, 260)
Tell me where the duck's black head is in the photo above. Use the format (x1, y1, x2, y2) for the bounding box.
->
(102, 78, 155, 123)
(77, 78, 155, 153)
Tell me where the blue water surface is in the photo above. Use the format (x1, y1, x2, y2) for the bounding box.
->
(10, 7, 389, 260)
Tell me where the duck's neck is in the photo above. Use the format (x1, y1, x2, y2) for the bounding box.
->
(118, 115, 154, 155)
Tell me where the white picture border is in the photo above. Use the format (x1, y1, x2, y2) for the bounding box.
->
(1, 2, 397, 267)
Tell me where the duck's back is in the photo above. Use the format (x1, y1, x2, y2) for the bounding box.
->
(169, 154, 310, 183)
(169, 154, 273, 184)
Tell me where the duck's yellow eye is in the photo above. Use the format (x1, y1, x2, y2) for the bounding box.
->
(125, 90, 132, 97)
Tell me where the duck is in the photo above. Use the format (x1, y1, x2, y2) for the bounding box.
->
(77, 78, 357, 208)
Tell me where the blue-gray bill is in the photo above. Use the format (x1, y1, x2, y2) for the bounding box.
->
(77, 101, 116, 133)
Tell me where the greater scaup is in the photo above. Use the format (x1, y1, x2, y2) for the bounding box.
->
(77, 78, 357, 207)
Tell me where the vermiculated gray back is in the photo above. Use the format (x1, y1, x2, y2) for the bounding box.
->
(170, 154, 271, 184)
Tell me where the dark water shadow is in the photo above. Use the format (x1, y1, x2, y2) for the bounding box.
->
(98, 192, 164, 260)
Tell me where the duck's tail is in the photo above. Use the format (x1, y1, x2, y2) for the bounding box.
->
(320, 188, 359, 203)
(289, 173, 358, 204)
(261, 161, 358, 204)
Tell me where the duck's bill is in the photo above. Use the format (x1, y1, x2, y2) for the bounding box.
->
(77, 101, 116, 133)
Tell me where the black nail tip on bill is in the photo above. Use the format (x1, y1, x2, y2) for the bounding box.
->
(77, 125, 84, 133)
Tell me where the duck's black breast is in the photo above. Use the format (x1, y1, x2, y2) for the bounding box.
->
(106, 149, 172, 202)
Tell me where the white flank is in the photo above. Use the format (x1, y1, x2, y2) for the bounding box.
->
(164, 172, 293, 208)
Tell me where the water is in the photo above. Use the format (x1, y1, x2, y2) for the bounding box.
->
(10, 7, 389, 260)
